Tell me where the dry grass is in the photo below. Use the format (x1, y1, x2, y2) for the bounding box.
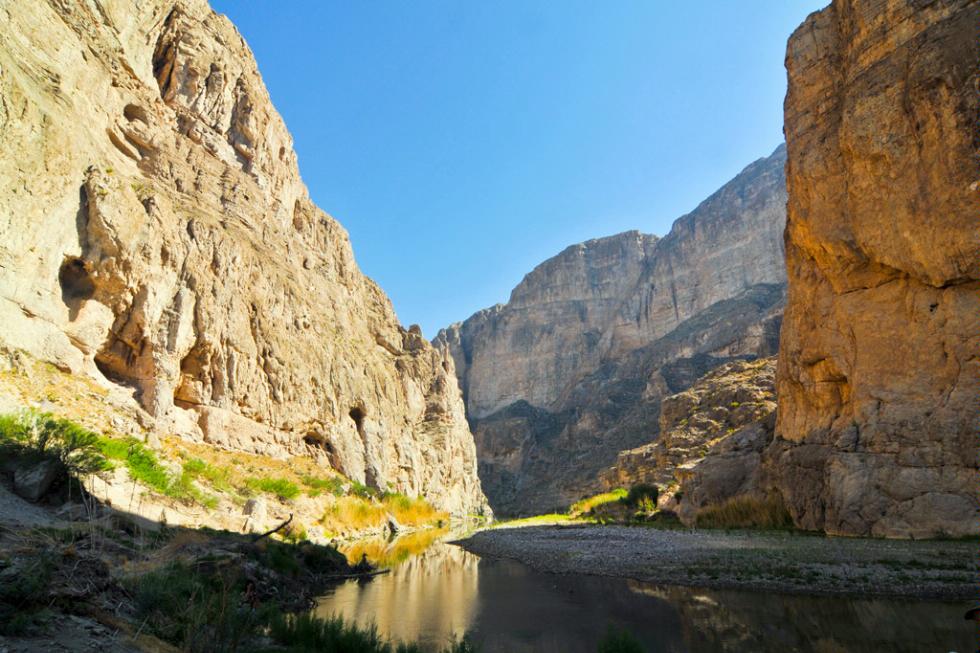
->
(320, 496, 386, 535)
(695, 494, 794, 530)
(382, 493, 448, 528)
(492, 513, 581, 529)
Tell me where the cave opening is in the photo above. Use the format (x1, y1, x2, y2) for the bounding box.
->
(303, 433, 334, 455)
(59, 257, 95, 320)
(349, 407, 366, 433)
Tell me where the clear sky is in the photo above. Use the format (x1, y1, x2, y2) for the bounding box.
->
(211, 1, 825, 338)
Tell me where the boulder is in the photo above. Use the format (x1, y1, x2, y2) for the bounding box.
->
(14, 459, 63, 503)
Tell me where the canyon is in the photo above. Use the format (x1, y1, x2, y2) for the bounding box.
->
(0, 0, 975, 540)
(0, 0, 486, 516)
(436, 145, 788, 515)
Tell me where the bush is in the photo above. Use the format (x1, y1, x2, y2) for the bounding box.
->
(321, 495, 386, 534)
(381, 492, 447, 527)
(0, 553, 55, 636)
(694, 494, 794, 530)
(98, 436, 217, 507)
(128, 561, 270, 652)
(301, 474, 345, 497)
(598, 627, 645, 653)
(621, 484, 659, 512)
(182, 458, 234, 494)
(570, 489, 628, 516)
(350, 480, 377, 499)
(246, 476, 301, 501)
(0, 411, 110, 477)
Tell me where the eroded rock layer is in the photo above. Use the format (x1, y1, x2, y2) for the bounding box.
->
(0, 0, 487, 515)
(437, 146, 787, 514)
(599, 357, 777, 524)
(773, 0, 980, 537)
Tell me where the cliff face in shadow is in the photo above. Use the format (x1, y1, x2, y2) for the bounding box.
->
(771, 0, 980, 537)
(0, 0, 486, 514)
(437, 146, 787, 514)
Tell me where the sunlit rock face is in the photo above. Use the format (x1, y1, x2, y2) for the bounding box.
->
(772, 0, 980, 537)
(600, 357, 778, 524)
(0, 0, 487, 515)
(437, 146, 787, 515)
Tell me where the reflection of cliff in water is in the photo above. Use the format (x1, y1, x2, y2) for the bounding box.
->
(316, 539, 479, 648)
(316, 534, 974, 652)
(629, 581, 972, 653)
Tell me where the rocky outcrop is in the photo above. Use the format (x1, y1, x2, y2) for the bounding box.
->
(600, 357, 777, 523)
(437, 146, 787, 514)
(773, 0, 980, 537)
(0, 0, 487, 515)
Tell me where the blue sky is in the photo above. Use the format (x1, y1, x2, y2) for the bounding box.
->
(211, 1, 825, 337)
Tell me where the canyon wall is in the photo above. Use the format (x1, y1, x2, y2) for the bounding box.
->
(0, 0, 487, 515)
(437, 146, 787, 514)
(771, 0, 980, 537)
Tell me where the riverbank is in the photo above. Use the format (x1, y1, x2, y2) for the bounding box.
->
(454, 524, 977, 600)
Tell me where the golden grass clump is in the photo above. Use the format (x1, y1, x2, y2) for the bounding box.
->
(694, 493, 794, 530)
(382, 493, 448, 527)
(569, 488, 627, 517)
(320, 496, 386, 535)
(341, 527, 449, 567)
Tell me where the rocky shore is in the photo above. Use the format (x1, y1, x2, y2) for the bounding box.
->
(455, 525, 976, 600)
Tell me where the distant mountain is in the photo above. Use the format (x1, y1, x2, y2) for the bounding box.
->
(435, 144, 787, 515)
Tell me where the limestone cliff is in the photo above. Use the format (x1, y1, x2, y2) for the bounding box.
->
(436, 146, 787, 514)
(0, 0, 487, 515)
(599, 357, 777, 524)
(772, 0, 980, 537)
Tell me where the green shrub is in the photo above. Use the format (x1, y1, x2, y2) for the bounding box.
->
(0, 411, 110, 477)
(98, 436, 217, 507)
(246, 476, 301, 501)
(182, 458, 234, 494)
(598, 627, 645, 653)
(128, 561, 269, 651)
(0, 553, 55, 636)
(350, 480, 377, 499)
(621, 484, 659, 511)
(301, 474, 345, 497)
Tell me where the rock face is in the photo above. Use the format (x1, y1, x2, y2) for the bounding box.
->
(0, 0, 487, 515)
(773, 0, 980, 537)
(600, 357, 777, 523)
(436, 146, 787, 514)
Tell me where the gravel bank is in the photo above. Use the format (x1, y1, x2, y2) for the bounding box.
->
(454, 524, 977, 599)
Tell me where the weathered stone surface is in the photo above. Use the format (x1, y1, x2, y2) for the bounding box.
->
(774, 0, 980, 537)
(437, 147, 787, 514)
(0, 0, 487, 515)
(600, 357, 777, 523)
(13, 459, 63, 503)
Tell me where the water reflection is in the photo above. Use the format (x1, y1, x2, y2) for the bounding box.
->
(317, 532, 480, 646)
(316, 532, 976, 653)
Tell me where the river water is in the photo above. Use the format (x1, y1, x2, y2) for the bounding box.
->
(314, 530, 977, 653)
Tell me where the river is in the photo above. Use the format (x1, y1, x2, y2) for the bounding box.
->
(314, 529, 977, 652)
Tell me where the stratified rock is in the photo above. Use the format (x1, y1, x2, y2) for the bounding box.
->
(436, 147, 787, 514)
(0, 1, 486, 515)
(774, 0, 980, 537)
(600, 357, 777, 523)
